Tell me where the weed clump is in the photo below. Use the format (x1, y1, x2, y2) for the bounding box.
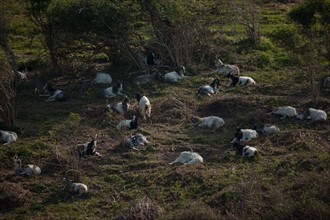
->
(0, 182, 31, 211)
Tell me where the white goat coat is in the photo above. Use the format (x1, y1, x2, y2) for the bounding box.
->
(170, 151, 203, 165)
(0, 130, 18, 145)
(138, 96, 151, 120)
(107, 102, 130, 115)
(198, 116, 225, 129)
(22, 165, 41, 176)
(94, 72, 112, 84)
(71, 183, 88, 195)
(262, 124, 280, 135)
(215, 59, 240, 77)
(236, 76, 256, 86)
(272, 106, 297, 118)
(242, 146, 258, 157)
(307, 108, 327, 121)
(164, 71, 183, 83)
(117, 119, 133, 130)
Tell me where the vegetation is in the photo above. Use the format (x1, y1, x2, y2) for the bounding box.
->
(0, 0, 330, 219)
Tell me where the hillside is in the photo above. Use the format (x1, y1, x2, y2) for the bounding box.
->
(1, 1, 330, 220)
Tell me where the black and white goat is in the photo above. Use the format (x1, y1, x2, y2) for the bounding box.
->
(13, 155, 41, 176)
(229, 75, 256, 87)
(94, 72, 112, 84)
(169, 151, 203, 165)
(231, 127, 258, 143)
(232, 141, 258, 157)
(198, 78, 220, 96)
(164, 66, 185, 83)
(215, 59, 240, 77)
(98, 81, 124, 98)
(124, 133, 149, 150)
(40, 83, 67, 101)
(63, 177, 88, 197)
(106, 98, 130, 115)
(136, 93, 151, 120)
(116, 115, 138, 130)
(192, 116, 225, 129)
(306, 108, 327, 122)
(254, 124, 280, 135)
(0, 130, 18, 145)
(76, 135, 101, 158)
(133, 72, 162, 86)
(271, 106, 298, 119)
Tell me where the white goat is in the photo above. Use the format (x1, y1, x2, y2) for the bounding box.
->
(99, 81, 124, 98)
(116, 115, 138, 130)
(198, 78, 220, 96)
(260, 124, 280, 135)
(323, 77, 330, 88)
(0, 130, 18, 145)
(41, 83, 67, 102)
(271, 106, 298, 119)
(169, 151, 203, 165)
(306, 108, 327, 122)
(13, 155, 41, 176)
(231, 128, 258, 143)
(106, 98, 130, 115)
(215, 59, 240, 77)
(232, 141, 258, 157)
(229, 75, 256, 87)
(94, 72, 112, 84)
(124, 133, 149, 150)
(192, 116, 225, 129)
(133, 72, 162, 85)
(63, 178, 88, 197)
(164, 66, 185, 83)
(136, 93, 151, 120)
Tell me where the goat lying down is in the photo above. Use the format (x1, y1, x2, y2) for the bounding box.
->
(215, 59, 240, 77)
(106, 98, 130, 115)
(306, 108, 327, 122)
(164, 66, 185, 83)
(13, 155, 41, 176)
(76, 135, 101, 158)
(254, 124, 280, 135)
(232, 141, 258, 157)
(0, 130, 18, 145)
(169, 151, 203, 165)
(229, 75, 256, 87)
(124, 133, 149, 150)
(94, 72, 112, 84)
(231, 127, 258, 143)
(39, 83, 67, 102)
(271, 106, 298, 119)
(198, 78, 220, 96)
(192, 116, 225, 129)
(117, 116, 138, 130)
(63, 178, 88, 197)
(99, 81, 124, 98)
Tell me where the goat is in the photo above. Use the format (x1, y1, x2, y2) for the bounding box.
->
(98, 81, 124, 98)
(232, 141, 258, 157)
(136, 93, 151, 120)
(124, 133, 149, 150)
(306, 108, 327, 122)
(198, 78, 220, 96)
(323, 77, 330, 88)
(191, 116, 225, 129)
(106, 98, 130, 115)
(94, 72, 112, 84)
(13, 155, 41, 176)
(169, 151, 203, 165)
(229, 75, 256, 87)
(254, 124, 280, 135)
(116, 115, 138, 130)
(133, 72, 162, 85)
(0, 130, 18, 145)
(231, 127, 258, 143)
(271, 106, 298, 119)
(63, 177, 88, 197)
(215, 59, 240, 77)
(41, 83, 67, 101)
(164, 66, 185, 83)
(76, 134, 101, 158)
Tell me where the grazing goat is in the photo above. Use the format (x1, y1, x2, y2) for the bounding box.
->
(136, 93, 151, 120)
(231, 127, 258, 143)
(94, 72, 112, 84)
(198, 78, 220, 96)
(124, 133, 149, 150)
(192, 116, 225, 129)
(229, 75, 256, 87)
(106, 98, 130, 115)
(323, 77, 330, 88)
(76, 135, 101, 158)
(164, 66, 185, 83)
(232, 141, 258, 157)
(98, 81, 124, 98)
(306, 108, 327, 122)
(271, 106, 298, 119)
(169, 151, 203, 165)
(133, 72, 162, 85)
(0, 130, 18, 145)
(13, 155, 41, 176)
(255, 124, 280, 135)
(215, 59, 240, 77)
(63, 177, 88, 197)
(41, 83, 67, 101)
(116, 115, 138, 130)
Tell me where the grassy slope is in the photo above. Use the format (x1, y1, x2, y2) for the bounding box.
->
(1, 1, 330, 220)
